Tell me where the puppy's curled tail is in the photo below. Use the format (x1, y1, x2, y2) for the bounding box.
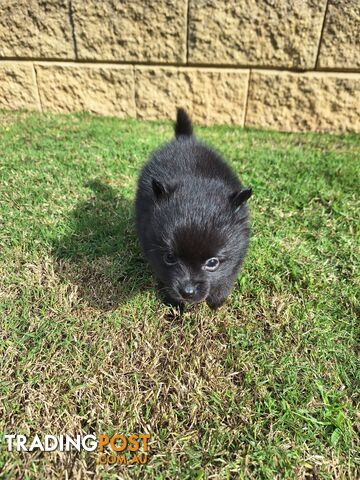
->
(175, 107, 193, 138)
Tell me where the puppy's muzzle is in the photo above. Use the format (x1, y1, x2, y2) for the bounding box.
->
(179, 283, 196, 300)
(176, 281, 208, 303)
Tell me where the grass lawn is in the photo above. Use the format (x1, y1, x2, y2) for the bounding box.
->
(0, 110, 359, 479)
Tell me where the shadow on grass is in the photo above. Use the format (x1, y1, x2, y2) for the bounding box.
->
(52, 179, 153, 311)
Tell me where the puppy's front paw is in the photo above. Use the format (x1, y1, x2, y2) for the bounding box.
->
(206, 296, 227, 310)
(161, 292, 184, 314)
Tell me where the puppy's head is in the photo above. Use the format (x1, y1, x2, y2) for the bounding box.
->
(148, 179, 252, 304)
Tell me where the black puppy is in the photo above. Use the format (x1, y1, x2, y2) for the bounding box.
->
(135, 108, 252, 310)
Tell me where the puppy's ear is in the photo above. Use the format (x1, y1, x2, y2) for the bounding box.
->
(152, 179, 176, 200)
(229, 187, 252, 210)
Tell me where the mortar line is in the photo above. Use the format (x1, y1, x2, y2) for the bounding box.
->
(185, 0, 191, 64)
(68, 0, 78, 60)
(31, 63, 43, 112)
(242, 69, 251, 128)
(315, 0, 329, 69)
(0, 58, 359, 74)
(132, 65, 137, 119)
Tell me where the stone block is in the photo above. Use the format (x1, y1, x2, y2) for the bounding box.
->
(0, 0, 74, 58)
(35, 64, 135, 117)
(135, 67, 249, 125)
(246, 70, 360, 132)
(188, 0, 327, 69)
(73, 0, 187, 63)
(318, 0, 360, 69)
(0, 63, 40, 110)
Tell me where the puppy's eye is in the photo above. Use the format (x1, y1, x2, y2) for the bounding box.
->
(164, 253, 177, 265)
(204, 257, 220, 271)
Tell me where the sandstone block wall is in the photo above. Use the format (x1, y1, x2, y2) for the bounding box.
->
(0, 0, 359, 133)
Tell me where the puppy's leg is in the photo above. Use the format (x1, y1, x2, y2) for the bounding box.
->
(206, 280, 234, 310)
(158, 281, 184, 313)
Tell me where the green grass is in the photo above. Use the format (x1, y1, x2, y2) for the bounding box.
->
(0, 110, 359, 479)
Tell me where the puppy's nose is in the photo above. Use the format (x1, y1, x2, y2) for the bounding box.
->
(180, 284, 195, 299)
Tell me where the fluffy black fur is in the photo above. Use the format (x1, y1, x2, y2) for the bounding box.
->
(135, 108, 252, 309)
